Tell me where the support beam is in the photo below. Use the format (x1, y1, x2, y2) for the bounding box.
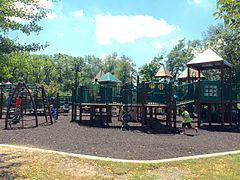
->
(0, 87, 3, 119)
(197, 69, 201, 127)
(56, 92, 59, 120)
(229, 67, 232, 126)
(141, 81, 146, 126)
(187, 66, 190, 84)
(208, 104, 212, 126)
(220, 62, 224, 126)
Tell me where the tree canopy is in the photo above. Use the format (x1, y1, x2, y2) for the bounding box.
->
(214, 0, 240, 30)
(138, 56, 163, 82)
(0, 0, 50, 54)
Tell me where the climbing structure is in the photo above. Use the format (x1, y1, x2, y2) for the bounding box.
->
(5, 82, 38, 129)
(5, 82, 53, 129)
(39, 85, 53, 124)
(71, 49, 240, 129)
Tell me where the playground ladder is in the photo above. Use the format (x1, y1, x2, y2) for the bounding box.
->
(41, 86, 53, 124)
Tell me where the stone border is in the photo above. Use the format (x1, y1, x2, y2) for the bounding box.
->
(1, 144, 240, 163)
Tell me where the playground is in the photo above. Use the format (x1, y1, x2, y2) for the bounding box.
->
(0, 114, 240, 160)
(0, 49, 240, 161)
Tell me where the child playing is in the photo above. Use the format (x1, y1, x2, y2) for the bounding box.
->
(13, 95, 22, 124)
(180, 105, 198, 134)
(50, 105, 57, 122)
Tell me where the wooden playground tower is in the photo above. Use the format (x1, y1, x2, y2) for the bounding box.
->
(186, 48, 233, 126)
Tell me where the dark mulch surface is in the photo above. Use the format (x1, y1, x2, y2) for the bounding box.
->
(0, 114, 240, 160)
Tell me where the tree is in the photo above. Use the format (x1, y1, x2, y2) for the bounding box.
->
(166, 39, 201, 81)
(203, 24, 240, 82)
(78, 55, 103, 85)
(0, 0, 50, 53)
(138, 56, 163, 81)
(114, 55, 136, 83)
(214, 0, 240, 30)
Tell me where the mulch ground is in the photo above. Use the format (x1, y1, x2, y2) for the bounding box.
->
(0, 113, 240, 160)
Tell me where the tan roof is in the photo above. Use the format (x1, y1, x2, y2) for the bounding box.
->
(178, 68, 204, 79)
(187, 48, 232, 68)
(155, 64, 172, 78)
(92, 69, 104, 82)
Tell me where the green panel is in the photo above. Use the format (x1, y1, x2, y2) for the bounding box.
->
(112, 85, 122, 103)
(232, 83, 240, 102)
(173, 82, 197, 103)
(77, 84, 123, 104)
(137, 83, 142, 104)
(200, 80, 221, 101)
(59, 96, 72, 105)
(145, 82, 169, 104)
(224, 83, 230, 101)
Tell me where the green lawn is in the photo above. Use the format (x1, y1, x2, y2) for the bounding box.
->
(0, 146, 240, 179)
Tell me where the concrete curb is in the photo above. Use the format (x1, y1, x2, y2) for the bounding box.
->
(1, 144, 240, 164)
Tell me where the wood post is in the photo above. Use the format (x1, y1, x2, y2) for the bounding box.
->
(197, 69, 201, 127)
(0, 87, 3, 119)
(173, 102, 177, 129)
(141, 81, 146, 126)
(229, 67, 232, 126)
(167, 81, 172, 127)
(56, 92, 59, 120)
(208, 104, 212, 126)
(220, 62, 224, 126)
(71, 87, 76, 122)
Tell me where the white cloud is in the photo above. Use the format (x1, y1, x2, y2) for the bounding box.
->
(192, 0, 202, 4)
(39, 0, 52, 9)
(13, 0, 52, 12)
(153, 41, 162, 49)
(47, 12, 58, 19)
(7, 17, 30, 23)
(187, 0, 209, 6)
(57, 32, 65, 38)
(153, 38, 183, 49)
(72, 9, 84, 18)
(8, 0, 53, 22)
(95, 13, 178, 45)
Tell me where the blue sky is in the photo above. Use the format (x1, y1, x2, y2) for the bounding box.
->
(10, 0, 220, 67)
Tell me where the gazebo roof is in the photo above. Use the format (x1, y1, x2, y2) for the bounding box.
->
(92, 69, 105, 82)
(155, 64, 172, 78)
(187, 48, 232, 69)
(4, 81, 12, 85)
(178, 68, 204, 79)
(98, 72, 121, 83)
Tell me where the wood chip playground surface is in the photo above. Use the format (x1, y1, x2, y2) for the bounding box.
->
(0, 114, 240, 160)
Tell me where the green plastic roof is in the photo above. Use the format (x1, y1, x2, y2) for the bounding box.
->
(98, 72, 121, 83)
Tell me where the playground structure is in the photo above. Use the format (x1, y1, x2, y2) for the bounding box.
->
(0, 82, 54, 129)
(71, 49, 240, 129)
(0, 49, 239, 131)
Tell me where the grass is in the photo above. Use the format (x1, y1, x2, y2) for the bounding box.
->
(0, 146, 240, 179)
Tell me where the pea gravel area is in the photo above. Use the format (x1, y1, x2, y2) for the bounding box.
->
(0, 114, 240, 160)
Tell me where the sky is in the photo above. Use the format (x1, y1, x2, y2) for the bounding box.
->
(10, 0, 220, 67)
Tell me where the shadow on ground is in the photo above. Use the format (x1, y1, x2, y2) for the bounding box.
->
(0, 153, 22, 179)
